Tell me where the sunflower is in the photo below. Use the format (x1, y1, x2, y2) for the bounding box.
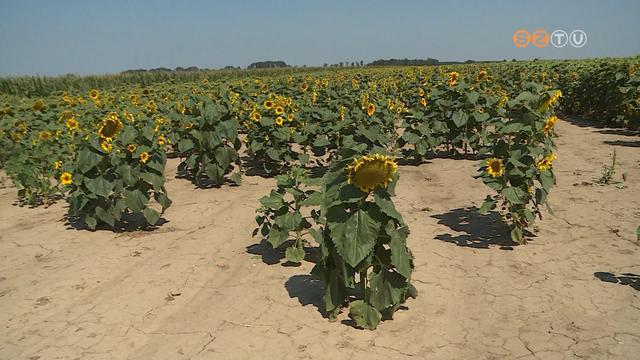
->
(89, 89, 100, 100)
(274, 105, 284, 115)
(419, 97, 427, 107)
(66, 117, 79, 131)
(101, 140, 113, 152)
(127, 144, 137, 153)
(539, 90, 562, 111)
(366, 103, 376, 116)
(59, 172, 73, 185)
(418, 88, 425, 97)
(32, 99, 45, 112)
(202, 78, 209, 84)
(250, 111, 262, 122)
(275, 116, 284, 126)
(541, 115, 558, 135)
(263, 100, 274, 109)
(536, 153, 557, 171)
(130, 94, 139, 105)
(53, 160, 63, 170)
(98, 116, 123, 140)
(448, 72, 459, 87)
(476, 68, 488, 82)
(124, 111, 135, 123)
(485, 158, 504, 178)
(177, 102, 186, 114)
(346, 154, 398, 193)
(300, 82, 309, 92)
(157, 134, 166, 145)
(139, 151, 151, 164)
(39, 130, 52, 141)
(287, 113, 295, 122)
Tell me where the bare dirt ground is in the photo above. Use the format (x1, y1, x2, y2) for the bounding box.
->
(1, 119, 639, 360)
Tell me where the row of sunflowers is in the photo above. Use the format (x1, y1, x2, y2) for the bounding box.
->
(2, 58, 628, 328)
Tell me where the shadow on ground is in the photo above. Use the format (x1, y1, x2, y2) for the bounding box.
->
(594, 272, 640, 291)
(63, 212, 169, 232)
(431, 206, 519, 249)
(604, 140, 640, 148)
(246, 239, 318, 266)
(285, 275, 330, 318)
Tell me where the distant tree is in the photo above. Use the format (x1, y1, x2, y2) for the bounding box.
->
(248, 60, 288, 69)
(339, 62, 344, 67)
(323, 63, 328, 67)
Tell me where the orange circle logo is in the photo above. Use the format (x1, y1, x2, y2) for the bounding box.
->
(513, 29, 530, 48)
(532, 29, 549, 48)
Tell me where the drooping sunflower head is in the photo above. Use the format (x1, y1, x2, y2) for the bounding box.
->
(541, 115, 558, 135)
(59, 172, 73, 185)
(346, 154, 398, 193)
(98, 116, 123, 140)
(448, 72, 460, 86)
(485, 158, 504, 178)
(32, 99, 45, 112)
(536, 153, 557, 172)
(476, 68, 488, 82)
(366, 103, 376, 116)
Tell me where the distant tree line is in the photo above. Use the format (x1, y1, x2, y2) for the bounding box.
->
(247, 61, 288, 69)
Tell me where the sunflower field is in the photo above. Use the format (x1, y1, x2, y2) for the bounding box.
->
(1, 55, 639, 329)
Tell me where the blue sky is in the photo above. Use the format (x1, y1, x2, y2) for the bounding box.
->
(0, 0, 639, 76)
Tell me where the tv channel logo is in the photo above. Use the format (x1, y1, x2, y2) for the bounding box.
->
(513, 29, 587, 48)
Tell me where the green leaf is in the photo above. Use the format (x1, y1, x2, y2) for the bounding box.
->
(154, 192, 172, 211)
(259, 190, 284, 209)
(510, 227, 523, 243)
(95, 206, 116, 227)
(330, 209, 379, 268)
(637, 225, 640, 241)
(452, 111, 468, 127)
(373, 192, 404, 225)
(267, 226, 288, 248)
(142, 208, 160, 225)
(300, 191, 322, 206)
(229, 172, 242, 185)
(502, 187, 526, 205)
(478, 196, 496, 214)
(214, 146, 235, 169)
(124, 189, 149, 212)
(285, 245, 305, 263)
(178, 138, 194, 153)
(84, 215, 97, 230)
(386, 223, 412, 279)
(77, 148, 102, 173)
(369, 269, 407, 311)
(349, 300, 381, 330)
(84, 176, 113, 197)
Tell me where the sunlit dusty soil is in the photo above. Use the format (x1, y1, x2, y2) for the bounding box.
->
(1, 119, 639, 359)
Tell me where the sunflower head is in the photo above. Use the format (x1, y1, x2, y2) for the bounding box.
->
(60, 172, 73, 185)
(536, 153, 557, 172)
(287, 113, 295, 122)
(66, 118, 79, 131)
(39, 130, 51, 141)
(274, 105, 284, 115)
(101, 140, 113, 152)
(53, 160, 63, 170)
(263, 100, 274, 109)
(157, 134, 166, 145)
(275, 116, 284, 126)
(448, 72, 460, 86)
(250, 111, 262, 122)
(485, 158, 504, 178)
(346, 154, 398, 193)
(89, 89, 100, 100)
(98, 116, 123, 140)
(127, 144, 137, 153)
(32, 99, 45, 112)
(476, 68, 488, 81)
(420, 97, 427, 107)
(366, 103, 376, 116)
(139, 151, 151, 164)
(541, 115, 558, 135)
